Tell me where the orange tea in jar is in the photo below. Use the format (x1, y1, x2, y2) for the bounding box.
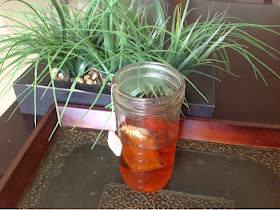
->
(119, 119, 178, 193)
(112, 62, 185, 193)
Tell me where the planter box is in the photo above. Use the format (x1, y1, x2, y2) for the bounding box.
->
(184, 65, 215, 118)
(13, 63, 215, 118)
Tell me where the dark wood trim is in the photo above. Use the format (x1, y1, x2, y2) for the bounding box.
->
(60, 104, 280, 149)
(0, 104, 60, 208)
(178, 117, 280, 148)
(58, 103, 114, 131)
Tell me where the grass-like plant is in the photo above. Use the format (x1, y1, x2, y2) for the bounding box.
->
(104, 0, 280, 99)
(0, 0, 280, 136)
(0, 0, 130, 125)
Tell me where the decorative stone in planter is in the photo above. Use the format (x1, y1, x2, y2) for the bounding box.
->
(13, 63, 111, 116)
(13, 63, 215, 118)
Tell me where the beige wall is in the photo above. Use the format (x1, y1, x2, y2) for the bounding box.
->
(272, 0, 280, 5)
(0, 0, 86, 33)
(0, 0, 86, 117)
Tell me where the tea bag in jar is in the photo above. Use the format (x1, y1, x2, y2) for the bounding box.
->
(120, 125, 165, 172)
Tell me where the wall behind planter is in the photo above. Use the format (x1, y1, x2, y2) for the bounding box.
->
(142, 0, 280, 124)
(188, 0, 280, 124)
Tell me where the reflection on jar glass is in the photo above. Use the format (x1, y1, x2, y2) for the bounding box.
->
(112, 62, 186, 193)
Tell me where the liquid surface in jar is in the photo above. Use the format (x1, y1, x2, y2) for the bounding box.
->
(119, 124, 177, 193)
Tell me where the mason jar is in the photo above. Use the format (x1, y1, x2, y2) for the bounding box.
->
(112, 62, 185, 193)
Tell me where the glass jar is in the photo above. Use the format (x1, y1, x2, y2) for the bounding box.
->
(112, 62, 185, 193)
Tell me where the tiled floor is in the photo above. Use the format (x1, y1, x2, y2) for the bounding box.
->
(0, 15, 19, 117)
(0, 20, 31, 117)
(0, 0, 54, 117)
(0, 3, 20, 116)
